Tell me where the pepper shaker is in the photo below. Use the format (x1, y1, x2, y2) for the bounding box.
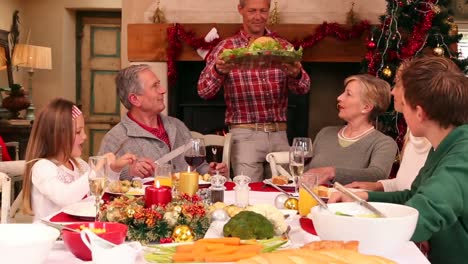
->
(209, 172, 227, 204)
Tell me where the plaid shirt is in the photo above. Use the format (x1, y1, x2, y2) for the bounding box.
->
(198, 30, 311, 125)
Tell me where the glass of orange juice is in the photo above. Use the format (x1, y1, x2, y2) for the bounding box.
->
(155, 163, 172, 187)
(298, 173, 318, 217)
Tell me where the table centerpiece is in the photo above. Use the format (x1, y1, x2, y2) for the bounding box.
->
(101, 194, 210, 243)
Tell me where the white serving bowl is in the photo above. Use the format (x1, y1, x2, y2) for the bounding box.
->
(309, 202, 418, 255)
(0, 224, 60, 264)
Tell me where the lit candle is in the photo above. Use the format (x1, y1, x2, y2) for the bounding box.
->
(145, 180, 172, 208)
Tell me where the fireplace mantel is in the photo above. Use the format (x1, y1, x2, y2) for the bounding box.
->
(128, 23, 368, 63)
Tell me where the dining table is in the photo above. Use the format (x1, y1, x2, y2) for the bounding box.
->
(42, 181, 430, 264)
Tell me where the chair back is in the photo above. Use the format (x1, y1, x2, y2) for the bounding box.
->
(0, 160, 26, 223)
(266, 152, 292, 179)
(0, 172, 12, 223)
(191, 132, 233, 178)
(5, 141, 20, 160)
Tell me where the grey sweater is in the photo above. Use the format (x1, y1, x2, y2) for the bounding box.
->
(98, 114, 208, 180)
(309, 126, 398, 184)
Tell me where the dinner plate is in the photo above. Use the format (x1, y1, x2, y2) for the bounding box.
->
(199, 179, 211, 186)
(105, 186, 147, 196)
(62, 201, 96, 220)
(263, 179, 295, 189)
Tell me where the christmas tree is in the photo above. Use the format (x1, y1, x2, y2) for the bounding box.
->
(361, 0, 468, 149)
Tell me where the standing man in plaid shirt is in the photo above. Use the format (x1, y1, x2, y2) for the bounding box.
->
(198, 0, 311, 182)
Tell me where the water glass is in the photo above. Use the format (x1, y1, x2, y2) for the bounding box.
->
(298, 173, 319, 216)
(289, 146, 304, 194)
(155, 163, 172, 187)
(88, 156, 108, 221)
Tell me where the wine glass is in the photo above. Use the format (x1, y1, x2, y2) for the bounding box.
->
(184, 138, 206, 171)
(292, 137, 313, 166)
(88, 156, 108, 221)
(289, 146, 305, 194)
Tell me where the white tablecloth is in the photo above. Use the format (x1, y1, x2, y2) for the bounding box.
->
(44, 191, 430, 264)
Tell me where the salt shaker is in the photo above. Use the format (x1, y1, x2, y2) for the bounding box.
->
(233, 175, 251, 208)
(209, 172, 227, 204)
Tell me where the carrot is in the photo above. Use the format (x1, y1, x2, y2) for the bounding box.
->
(205, 247, 240, 256)
(172, 252, 194, 262)
(204, 252, 258, 262)
(235, 244, 263, 253)
(175, 244, 196, 253)
(196, 237, 241, 245)
(206, 243, 234, 251)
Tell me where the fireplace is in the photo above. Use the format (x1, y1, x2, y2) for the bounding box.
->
(168, 61, 361, 142)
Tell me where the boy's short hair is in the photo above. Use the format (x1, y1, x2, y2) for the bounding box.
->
(401, 56, 468, 128)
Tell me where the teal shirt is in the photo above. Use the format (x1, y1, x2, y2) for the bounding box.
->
(368, 124, 468, 264)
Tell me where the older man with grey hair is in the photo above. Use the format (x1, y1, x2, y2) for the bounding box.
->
(99, 64, 227, 180)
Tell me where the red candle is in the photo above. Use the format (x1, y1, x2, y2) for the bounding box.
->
(145, 180, 172, 208)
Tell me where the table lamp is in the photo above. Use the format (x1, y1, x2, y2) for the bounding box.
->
(12, 44, 52, 120)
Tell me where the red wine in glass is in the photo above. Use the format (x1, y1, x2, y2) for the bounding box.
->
(185, 155, 206, 168)
(304, 155, 313, 166)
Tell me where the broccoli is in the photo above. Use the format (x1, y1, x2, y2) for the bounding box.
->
(223, 211, 275, 240)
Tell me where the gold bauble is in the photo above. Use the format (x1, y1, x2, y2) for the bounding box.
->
(172, 225, 194, 242)
(433, 46, 445, 56)
(382, 66, 393, 79)
(284, 197, 299, 210)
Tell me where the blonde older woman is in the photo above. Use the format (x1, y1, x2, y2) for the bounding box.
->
(304, 74, 398, 185)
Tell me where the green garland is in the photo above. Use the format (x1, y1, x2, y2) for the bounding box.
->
(101, 195, 211, 244)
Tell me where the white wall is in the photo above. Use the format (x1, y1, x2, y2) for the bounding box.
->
(14, 0, 121, 114)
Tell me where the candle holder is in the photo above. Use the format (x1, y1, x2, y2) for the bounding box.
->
(233, 175, 251, 208)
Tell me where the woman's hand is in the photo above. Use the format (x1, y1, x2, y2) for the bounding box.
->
(208, 162, 228, 177)
(328, 191, 369, 203)
(129, 157, 155, 178)
(346, 181, 384, 191)
(304, 167, 336, 185)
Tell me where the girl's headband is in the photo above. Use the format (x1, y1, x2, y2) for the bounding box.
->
(72, 105, 82, 120)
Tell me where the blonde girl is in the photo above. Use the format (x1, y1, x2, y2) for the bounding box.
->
(22, 98, 135, 221)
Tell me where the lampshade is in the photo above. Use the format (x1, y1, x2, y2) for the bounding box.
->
(12, 44, 52, 70)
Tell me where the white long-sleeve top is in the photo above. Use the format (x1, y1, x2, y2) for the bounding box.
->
(31, 158, 120, 221)
(379, 131, 431, 192)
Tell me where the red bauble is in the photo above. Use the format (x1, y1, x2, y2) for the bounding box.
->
(398, 1, 404, 7)
(366, 40, 376, 50)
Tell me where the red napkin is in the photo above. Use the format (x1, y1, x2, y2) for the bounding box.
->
(49, 212, 92, 223)
(299, 217, 317, 236)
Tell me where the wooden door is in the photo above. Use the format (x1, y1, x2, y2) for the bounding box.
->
(77, 13, 121, 159)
